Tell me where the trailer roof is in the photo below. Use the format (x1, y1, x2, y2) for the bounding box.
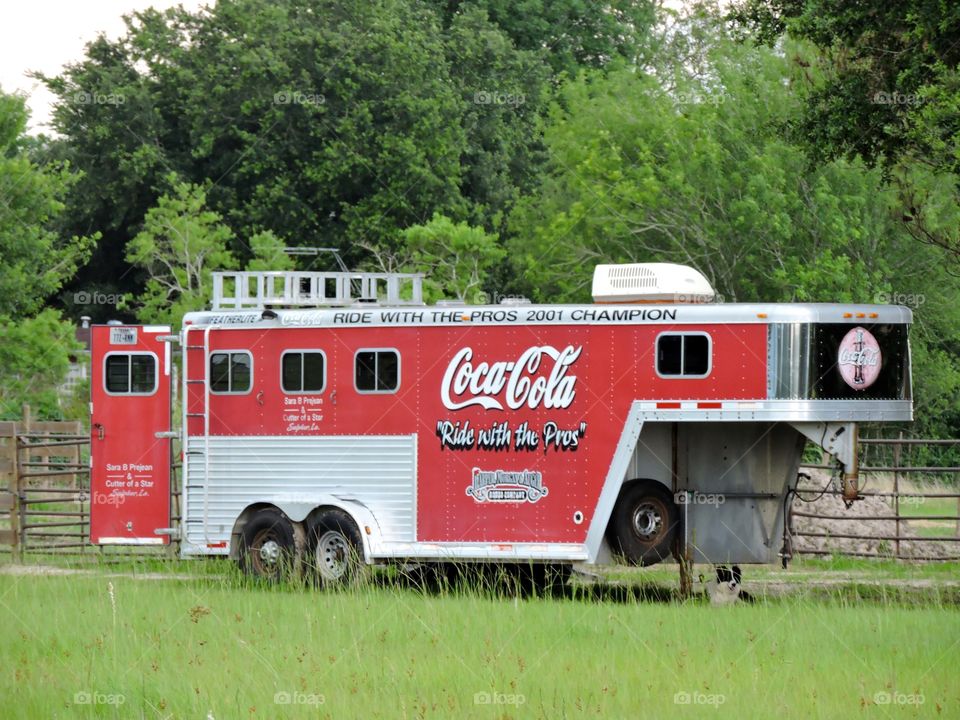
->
(182, 302, 912, 329)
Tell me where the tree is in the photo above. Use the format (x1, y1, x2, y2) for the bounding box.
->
(399, 213, 505, 302)
(0, 92, 93, 318)
(124, 178, 237, 325)
(126, 180, 303, 324)
(441, 6, 550, 234)
(245, 230, 295, 272)
(427, 0, 658, 77)
(0, 91, 93, 420)
(506, 13, 960, 439)
(508, 44, 894, 303)
(0, 311, 81, 420)
(37, 0, 556, 314)
(728, 0, 960, 260)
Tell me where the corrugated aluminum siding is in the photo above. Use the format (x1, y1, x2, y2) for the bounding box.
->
(184, 435, 416, 545)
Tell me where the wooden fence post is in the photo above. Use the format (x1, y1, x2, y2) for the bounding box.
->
(18, 404, 31, 558)
(7, 423, 23, 563)
(893, 432, 902, 559)
(0, 422, 20, 562)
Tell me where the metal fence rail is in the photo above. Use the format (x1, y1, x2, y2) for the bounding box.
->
(790, 435, 960, 561)
(0, 406, 180, 559)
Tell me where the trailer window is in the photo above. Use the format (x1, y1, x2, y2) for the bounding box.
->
(656, 333, 711, 377)
(104, 353, 157, 395)
(210, 352, 252, 393)
(355, 350, 399, 393)
(282, 351, 326, 393)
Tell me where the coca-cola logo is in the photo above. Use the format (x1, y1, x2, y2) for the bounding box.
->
(838, 326, 882, 390)
(441, 345, 582, 411)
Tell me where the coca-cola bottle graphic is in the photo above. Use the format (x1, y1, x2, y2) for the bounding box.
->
(853, 329, 865, 385)
(838, 326, 881, 391)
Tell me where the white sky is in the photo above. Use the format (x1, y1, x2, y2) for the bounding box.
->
(0, 0, 207, 134)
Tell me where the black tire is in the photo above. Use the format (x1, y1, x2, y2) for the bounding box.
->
(238, 507, 297, 581)
(306, 509, 367, 587)
(607, 481, 679, 566)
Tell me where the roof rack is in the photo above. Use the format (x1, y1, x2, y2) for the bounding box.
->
(211, 271, 424, 310)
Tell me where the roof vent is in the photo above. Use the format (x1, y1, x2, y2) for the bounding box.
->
(591, 263, 715, 304)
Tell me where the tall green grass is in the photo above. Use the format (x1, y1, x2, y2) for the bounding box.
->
(1, 565, 957, 718)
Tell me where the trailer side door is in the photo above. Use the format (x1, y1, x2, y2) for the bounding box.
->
(90, 325, 172, 544)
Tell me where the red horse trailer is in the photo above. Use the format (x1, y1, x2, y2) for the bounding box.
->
(89, 264, 912, 581)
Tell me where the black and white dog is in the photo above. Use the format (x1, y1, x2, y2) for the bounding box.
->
(706, 565, 749, 605)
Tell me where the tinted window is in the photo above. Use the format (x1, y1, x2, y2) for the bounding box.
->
(210, 353, 230, 392)
(282, 351, 326, 392)
(231, 354, 251, 391)
(303, 352, 325, 391)
(105, 354, 156, 394)
(282, 353, 302, 391)
(355, 350, 399, 392)
(356, 351, 377, 391)
(657, 334, 710, 377)
(376, 352, 398, 391)
(210, 352, 252, 393)
(657, 335, 682, 375)
(683, 335, 710, 375)
(105, 355, 130, 392)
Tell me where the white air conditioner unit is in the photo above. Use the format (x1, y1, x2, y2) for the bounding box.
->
(591, 263, 715, 304)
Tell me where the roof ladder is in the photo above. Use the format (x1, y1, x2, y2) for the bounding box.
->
(211, 270, 424, 310)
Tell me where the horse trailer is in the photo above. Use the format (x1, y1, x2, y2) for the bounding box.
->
(88, 264, 912, 582)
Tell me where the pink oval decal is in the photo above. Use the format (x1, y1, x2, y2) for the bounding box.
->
(838, 326, 882, 390)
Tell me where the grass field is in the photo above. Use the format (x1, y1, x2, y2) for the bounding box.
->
(1, 559, 958, 719)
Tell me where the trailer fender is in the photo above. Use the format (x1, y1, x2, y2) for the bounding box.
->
(584, 404, 645, 563)
(229, 498, 380, 563)
(274, 496, 381, 563)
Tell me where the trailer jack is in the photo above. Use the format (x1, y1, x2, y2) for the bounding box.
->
(789, 422, 860, 505)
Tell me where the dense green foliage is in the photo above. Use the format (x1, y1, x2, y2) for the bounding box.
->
(0, 95, 92, 318)
(729, 0, 960, 259)
(0, 95, 91, 419)
(427, 0, 657, 76)
(399, 213, 505, 303)
(503, 22, 960, 440)
(0, 0, 957, 439)
(0, 310, 81, 419)
(36, 0, 552, 310)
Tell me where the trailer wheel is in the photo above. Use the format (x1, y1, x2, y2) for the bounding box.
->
(238, 508, 297, 581)
(607, 481, 679, 566)
(306, 509, 367, 586)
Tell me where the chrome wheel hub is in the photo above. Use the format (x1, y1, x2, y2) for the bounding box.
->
(316, 531, 349, 579)
(632, 503, 663, 540)
(259, 539, 281, 566)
